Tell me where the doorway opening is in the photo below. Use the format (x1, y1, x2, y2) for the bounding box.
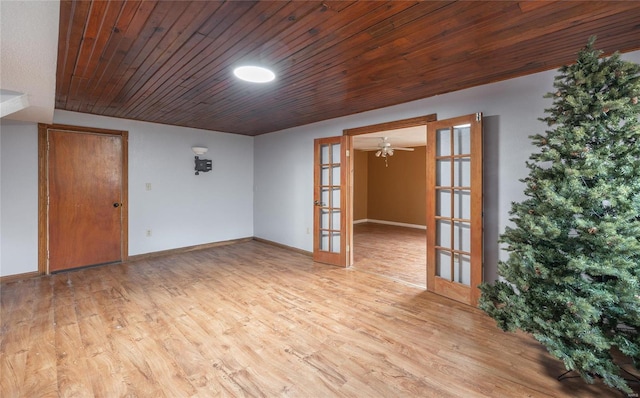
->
(345, 115, 436, 288)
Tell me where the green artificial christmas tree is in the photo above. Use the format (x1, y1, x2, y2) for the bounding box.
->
(479, 38, 640, 394)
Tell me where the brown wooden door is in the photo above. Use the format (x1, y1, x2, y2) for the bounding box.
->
(47, 129, 125, 272)
(313, 136, 353, 267)
(426, 113, 483, 306)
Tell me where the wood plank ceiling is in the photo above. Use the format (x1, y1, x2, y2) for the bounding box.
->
(56, 1, 640, 136)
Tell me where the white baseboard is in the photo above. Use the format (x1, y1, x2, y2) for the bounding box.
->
(353, 219, 426, 230)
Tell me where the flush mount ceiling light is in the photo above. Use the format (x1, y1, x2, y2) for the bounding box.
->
(233, 65, 275, 83)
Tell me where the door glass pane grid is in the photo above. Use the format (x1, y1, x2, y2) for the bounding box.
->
(453, 189, 471, 220)
(319, 228, 341, 253)
(332, 165, 341, 185)
(453, 124, 471, 155)
(331, 230, 341, 253)
(453, 221, 471, 252)
(332, 143, 341, 163)
(436, 159, 451, 187)
(436, 249, 452, 280)
(436, 220, 451, 247)
(435, 125, 472, 285)
(453, 253, 471, 285)
(321, 165, 330, 186)
(319, 205, 342, 252)
(436, 189, 451, 218)
(436, 128, 451, 156)
(436, 249, 472, 285)
(453, 157, 471, 187)
(318, 142, 341, 254)
(320, 229, 330, 251)
(321, 144, 330, 164)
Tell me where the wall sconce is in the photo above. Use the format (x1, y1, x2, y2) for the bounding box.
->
(192, 146, 212, 175)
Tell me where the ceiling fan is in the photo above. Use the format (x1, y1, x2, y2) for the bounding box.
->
(359, 137, 414, 166)
(361, 136, 414, 156)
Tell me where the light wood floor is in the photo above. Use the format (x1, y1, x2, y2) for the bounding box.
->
(1, 240, 635, 397)
(353, 222, 426, 287)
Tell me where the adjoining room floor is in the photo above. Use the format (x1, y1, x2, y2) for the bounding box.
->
(353, 222, 426, 288)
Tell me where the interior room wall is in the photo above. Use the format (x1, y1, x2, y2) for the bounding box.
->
(0, 120, 39, 277)
(0, 111, 254, 277)
(366, 147, 426, 226)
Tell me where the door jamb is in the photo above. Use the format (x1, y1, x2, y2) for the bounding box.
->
(38, 123, 129, 275)
(343, 114, 437, 137)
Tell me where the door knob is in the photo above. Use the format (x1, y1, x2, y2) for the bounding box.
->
(113, 203, 122, 208)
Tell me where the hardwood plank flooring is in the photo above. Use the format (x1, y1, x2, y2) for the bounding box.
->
(353, 222, 426, 288)
(1, 240, 636, 397)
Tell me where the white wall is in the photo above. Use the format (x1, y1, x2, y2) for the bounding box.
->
(254, 50, 640, 283)
(0, 120, 39, 277)
(0, 111, 254, 277)
(0, 0, 59, 124)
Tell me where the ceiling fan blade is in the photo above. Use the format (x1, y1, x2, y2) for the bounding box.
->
(359, 146, 414, 152)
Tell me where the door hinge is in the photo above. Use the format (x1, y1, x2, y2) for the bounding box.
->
(346, 149, 350, 157)
(476, 112, 482, 122)
(346, 245, 350, 252)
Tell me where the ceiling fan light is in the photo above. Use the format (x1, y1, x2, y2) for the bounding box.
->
(233, 65, 275, 83)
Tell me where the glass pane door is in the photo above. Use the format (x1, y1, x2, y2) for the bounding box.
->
(313, 136, 352, 266)
(319, 142, 341, 253)
(435, 124, 472, 285)
(427, 114, 482, 306)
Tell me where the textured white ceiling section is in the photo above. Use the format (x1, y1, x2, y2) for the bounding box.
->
(0, 1, 59, 123)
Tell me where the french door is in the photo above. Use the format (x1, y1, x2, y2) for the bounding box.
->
(313, 136, 353, 267)
(426, 113, 483, 306)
